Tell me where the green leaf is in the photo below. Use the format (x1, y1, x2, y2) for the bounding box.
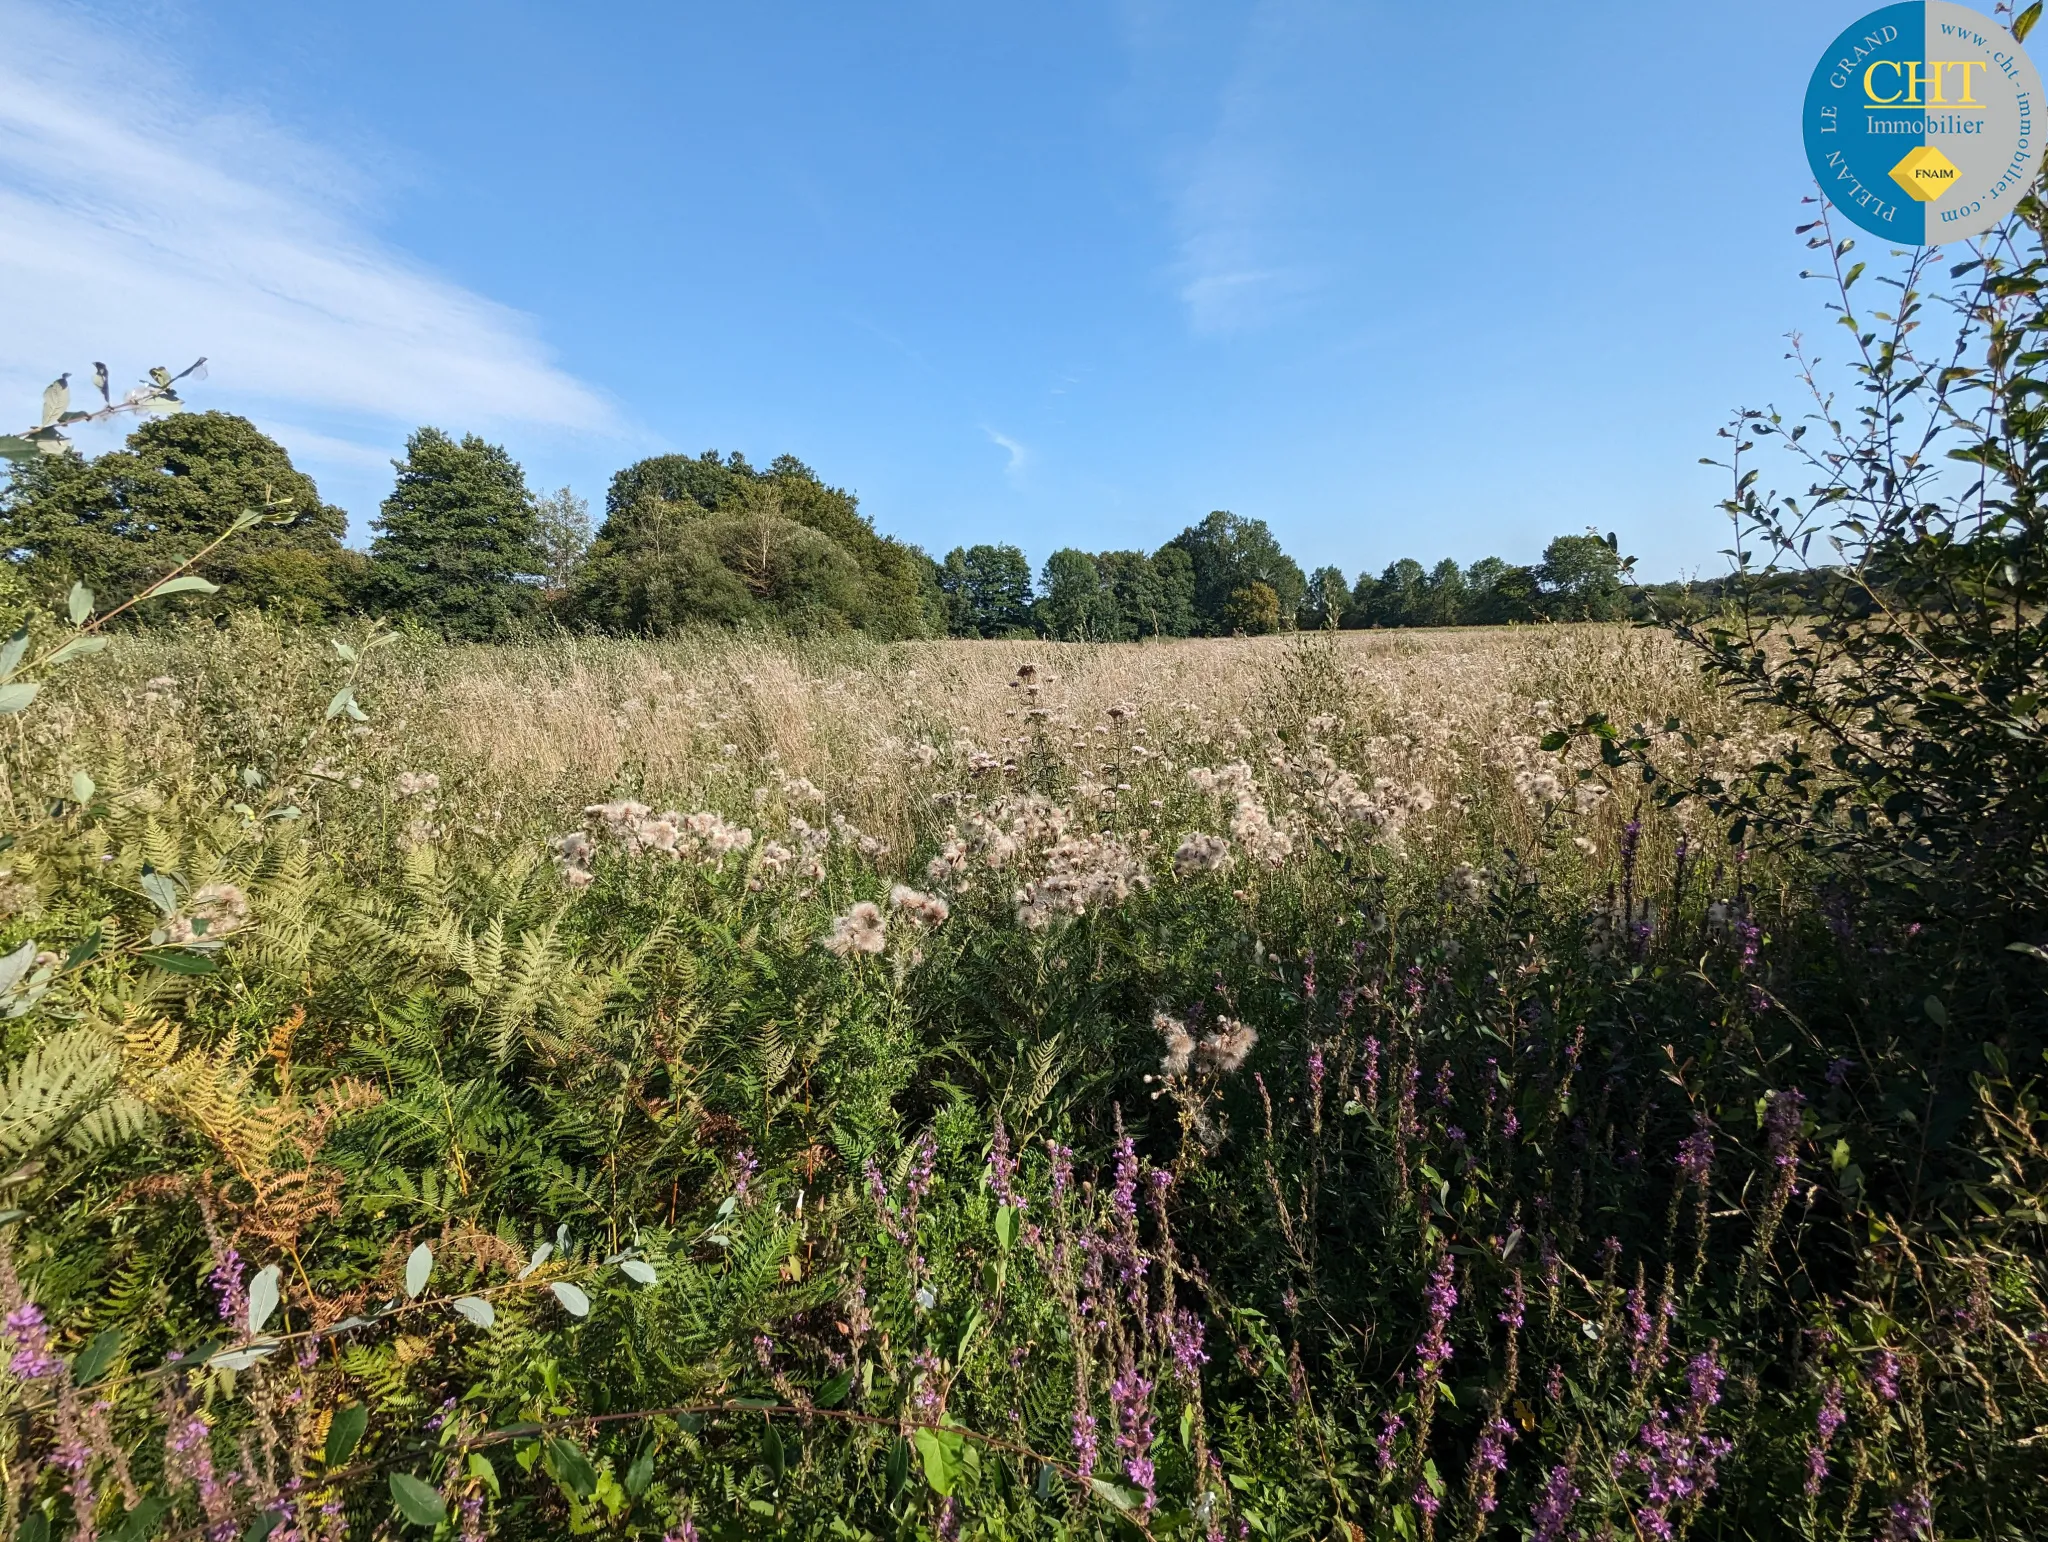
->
(69, 770, 95, 805)
(0, 631, 27, 680)
(243, 1510, 282, 1542)
(0, 681, 41, 715)
(207, 1340, 281, 1372)
(140, 872, 181, 916)
(994, 1204, 1019, 1252)
(761, 1421, 787, 1482)
(150, 950, 218, 976)
(466, 1453, 500, 1500)
(0, 940, 38, 996)
(914, 1428, 954, 1495)
(326, 1404, 368, 1467)
(1089, 1478, 1140, 1512)
(451, 1295, 495, 1328)
(543, 1437, 598, 1499)
(0, 437, 40, 465)
(2018, 1, 2042, 42)
(1924, 995, 1949, 1028)
(550, 1280, 590, 1317)
(67, 582, 93, 626)
(330, 639, 357, 664)
(815, 1369, 852, 1409)
(248, 1263, 282, 1334)
(145, 575, 219, 599)
(624, 1443, 656, 1498)
(404, 1242, 433, 1298)
(619, 1258, 657, 1285)
(71, 1328, 124, 1386)
(44, 636, 108, 666)
(18, 1511, 48, 1542)
(1539, 730, 1569, 752)
(885, 1437, 911, 1499)
(325, 686, 357, 721)
(107, 1498, 168, 1542)
(389, 1472, 446, 1528)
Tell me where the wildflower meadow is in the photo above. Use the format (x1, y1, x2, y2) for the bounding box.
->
(3, 158, 2048, 1542)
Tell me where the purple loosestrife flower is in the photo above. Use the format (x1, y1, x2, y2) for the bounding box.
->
(1881, 1487, 1932, 1541)
(732, 1147, 759, 1205)
(1530, 1463, 1580, 1542)
(1804, 1380, 1845, 1498)
(935, 1495, 962, 1542)
(1765, 1090, 1805, 1169)
(458, 1495, 486, 1542)
(663, 1520, 703, 1542)
(1411, 1481, 1440, 1519)
(1111, 1364, 1158, 1512)
(1677, 1123, 1714, 1186)
(1415, 1254, 1458, 1379)
(1071, 1409, 1099, 1485)
(1685, 1351, 1726, 1412)
(907, 1134, 937, 1203)
(1376, 1412, 1403, 1476)
(1626, 1285, 1654, 1376)
(208, 1245, 247, 1326)
(1167, 1308, 1209, 1389)
(1498, 1270, 1526, 1331)
(1308, 1045, 1325, 1103)
(1546, 1363, 1565, 1401)
(1048, 1140, 1074, 1202)
(1825, 1057, 1854, 1087)
(1469, 1415, 1513, 1515)
(989, 1119, 1026, 1211)
(1501, 1108, 1520, 1141)
(1434, 1061, 1454, 1106)
(1871, 1348, 1902, 1402)
(4, 1300, 57, 1380)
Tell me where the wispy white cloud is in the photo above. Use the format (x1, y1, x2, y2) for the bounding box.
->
(0, 2, 611, 467)
(1161, 0, 1350, 335)
(982, 425, 1029, 480)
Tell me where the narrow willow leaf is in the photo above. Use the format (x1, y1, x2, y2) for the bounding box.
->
(516, 1242, 553, 1280)
(0, 940, 38, 996)
(450, 1295, 495, 1328)
(619, 1259, 658, 1285)
(550, 1280, 590, 1317)
(624, 1443, 655, 1498)
(404, 1242, 432, 1298)
(2018, 1, 2042, 43)
(67, 582, 93, 625)
(247, 1264, 282, 1334)
(140, 872, 180, 916)
(146, 575, 219, 599)
(543, 1437, 598, 1498)
(325, 1403, 368, 1467)
(324, 686, 356, 721)
(0, 681, 41, 715)
(0, 630, 27, 680)
(45, 636, 109, 666)
(150, 950, 218, 976)
(71, 1328, 124, 1386)
(208, 1340, 280, 1372)
(388, 1473, 445, 1528)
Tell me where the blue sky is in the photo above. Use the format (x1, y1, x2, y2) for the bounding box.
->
(0, 0, 1930, 580)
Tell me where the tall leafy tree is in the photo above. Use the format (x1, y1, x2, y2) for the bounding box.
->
(366, 428, 543, 640)
(587, 451, 938, 638)
(1416, 557, 1469, 626)
(1094, 549, 1187, 639)
(1538, 532, 1628, 620)
(1163, 512, 1306, 634)
(533, 486, 592, 595)
(939, 544, 1035, 636)
(1147, 545, 1198, 637)
(0, 411, 358, 620)
(1302, 565, 1349, 629)
(1368, 558, 1428, 627)
(1038, 549, 1120, 639)
(1223, 580, 1281, 635)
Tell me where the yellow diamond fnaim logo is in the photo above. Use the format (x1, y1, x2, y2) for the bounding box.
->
(1890, 145, 1961, 202)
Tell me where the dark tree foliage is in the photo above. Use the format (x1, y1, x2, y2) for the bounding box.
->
(576, 452, 940, 639)
(1163, 511, 1307, 634)
(364, 428, 544, 642)
(938, 544, 1036, 637)
(0, 412, 359, 620)
(1538, 531, 1628, 620)
(1037, 549, 1120, 640)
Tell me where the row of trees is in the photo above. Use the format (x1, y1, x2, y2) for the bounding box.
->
(0, 411, 1634, 640)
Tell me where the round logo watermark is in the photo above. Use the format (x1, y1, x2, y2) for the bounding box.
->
(1804, 2, 2044, 242)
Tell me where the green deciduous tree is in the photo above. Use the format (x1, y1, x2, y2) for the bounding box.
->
(1223, 579, 1281, 635)
(365, 428, 544, 640)
(1538, 531, 1628, 620)
(1164, 512, 1306, 635)
(1302, 565, 1349, 630)
(0, 411, 358, 621)
(1038, 549, 1120, 639)
(939, 544, 1035, 637)
(533, 486, 592, 595)
(579, 451, 938, 638)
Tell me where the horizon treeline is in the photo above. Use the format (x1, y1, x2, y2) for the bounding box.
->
(1, 411, 1733, 639)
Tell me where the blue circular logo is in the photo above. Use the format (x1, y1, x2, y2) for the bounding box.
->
(1804, 2, 2044, 242)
